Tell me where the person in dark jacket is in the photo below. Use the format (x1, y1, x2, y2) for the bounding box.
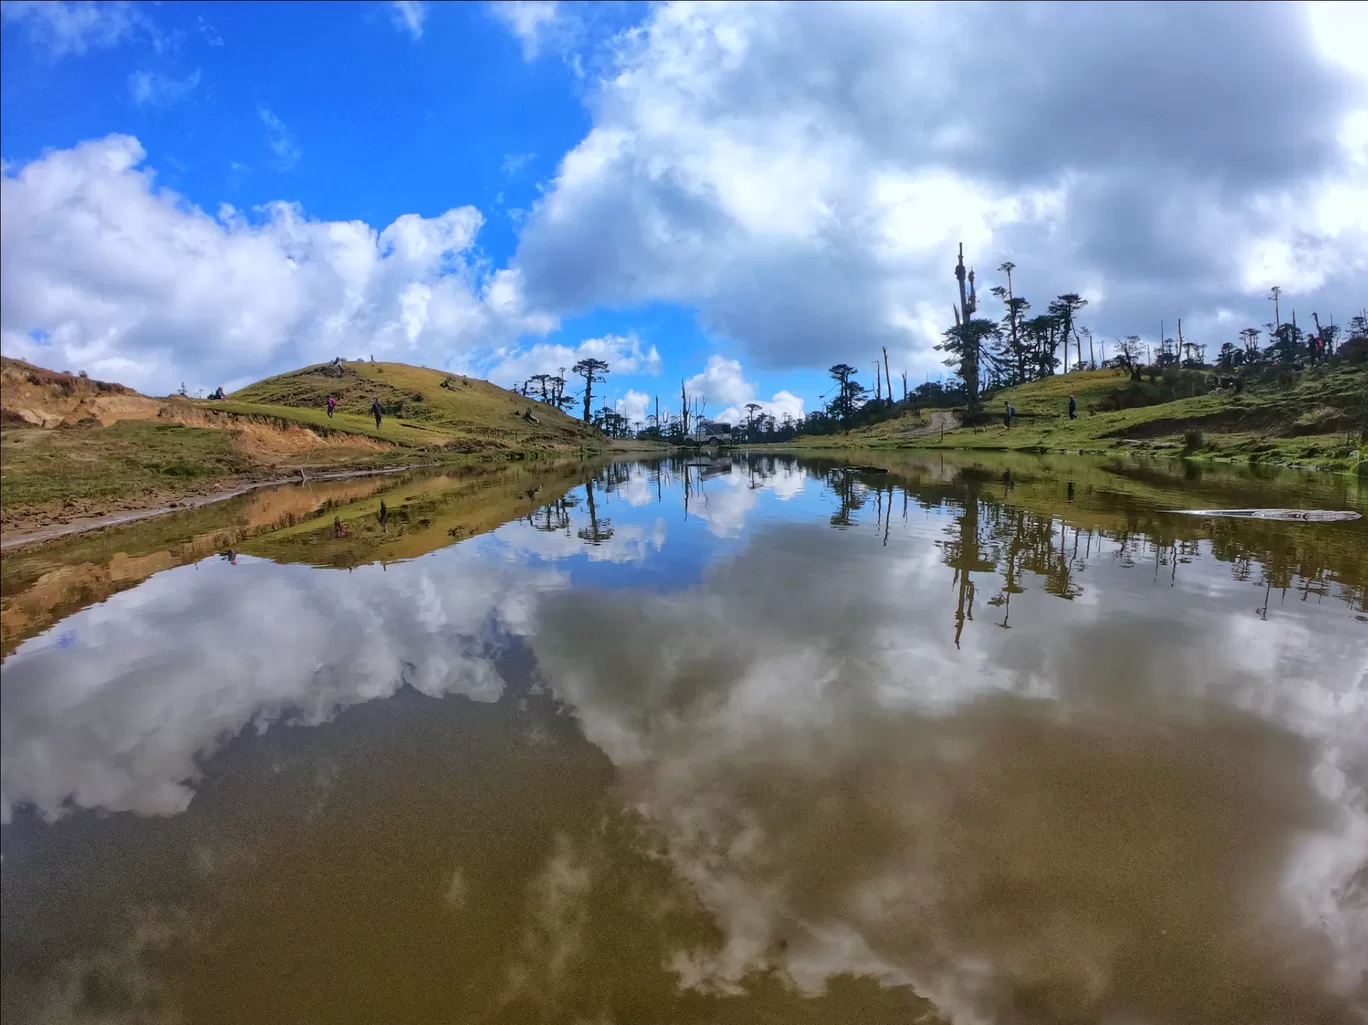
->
(372, 398, 383, 429)
(1068, 394, 1077, 420)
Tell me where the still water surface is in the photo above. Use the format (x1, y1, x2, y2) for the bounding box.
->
(2, 453, 1366, 1025)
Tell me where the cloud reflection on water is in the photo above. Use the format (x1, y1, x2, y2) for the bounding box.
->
(529, 515, 1368, 1023)
(0, 552, 567, 821)
(1, 455, 1365, 1024)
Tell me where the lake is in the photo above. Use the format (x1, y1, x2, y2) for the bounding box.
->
(2, 453, 1366, 1025)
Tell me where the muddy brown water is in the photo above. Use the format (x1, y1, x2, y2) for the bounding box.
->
(2, 453, 1366, 1025)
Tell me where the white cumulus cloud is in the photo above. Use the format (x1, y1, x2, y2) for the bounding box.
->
(0, 135, 555, 395)
(685, 355, 804, 426)
(511, 1, 1368, 379)
(486, 333, 662, 389)
(613, 388, 650, 425)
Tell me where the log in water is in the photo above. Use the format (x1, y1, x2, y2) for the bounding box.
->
(1170, 509, 1362, 522)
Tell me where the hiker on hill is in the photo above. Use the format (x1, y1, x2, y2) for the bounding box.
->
(210, 386, 225, 400)
(1004, 401, 1015, 429)
(371, 397, 384, 429)
(326, 395, 337, 418)
(1068, 394, 1077, 420)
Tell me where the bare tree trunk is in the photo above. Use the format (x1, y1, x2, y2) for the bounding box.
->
(902, 371, 908, 402)
(680, 380, 689, 436)
(953, 243, 981, 402)
(875, 362, 882, 402)
(882, 347, 892, 405)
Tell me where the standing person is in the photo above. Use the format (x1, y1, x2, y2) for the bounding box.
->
(371, 397, 383, 429)
(326, 395, 337, 418)
(1068, 394, 1077, 420)
(1003, 401, 1013, 429)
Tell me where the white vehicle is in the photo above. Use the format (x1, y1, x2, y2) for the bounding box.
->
(691, 421, 733, 446)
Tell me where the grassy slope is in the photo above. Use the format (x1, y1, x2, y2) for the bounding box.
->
(795, 363, 1368, 472)
(1, 359, 624, 532)
(1, 421, 252, 509)
(220, 361, 601, 451)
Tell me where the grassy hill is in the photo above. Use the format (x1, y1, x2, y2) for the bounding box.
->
(793, 363, 1368, 474)
(1, 357, 627, 539)
(217, 360, 600, 451)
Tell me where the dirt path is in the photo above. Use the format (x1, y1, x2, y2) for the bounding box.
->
(895, 409, 961, 438)
(0, 466, 420, 552)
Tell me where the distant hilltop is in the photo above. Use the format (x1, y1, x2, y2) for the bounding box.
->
(1, 355, 601, 450)
(1, 356, 650, 544)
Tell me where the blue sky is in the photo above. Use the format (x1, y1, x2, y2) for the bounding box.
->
(0, 3, 597, 230)
(2, 1, 1365, 426)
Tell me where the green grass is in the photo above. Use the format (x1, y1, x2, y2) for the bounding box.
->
(795, 363, 1368, 473)
(208, 400, 449, 446)
(218, 360, 603, 451)
(1, 357, 665, 537)
(0, 421, 251, 512)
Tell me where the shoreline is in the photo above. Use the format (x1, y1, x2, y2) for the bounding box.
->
(779, 437, 1365, 477)
(9, 439, 1352, 553)
(0, 465, 421, 552)
(0, 440, 672, 552)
